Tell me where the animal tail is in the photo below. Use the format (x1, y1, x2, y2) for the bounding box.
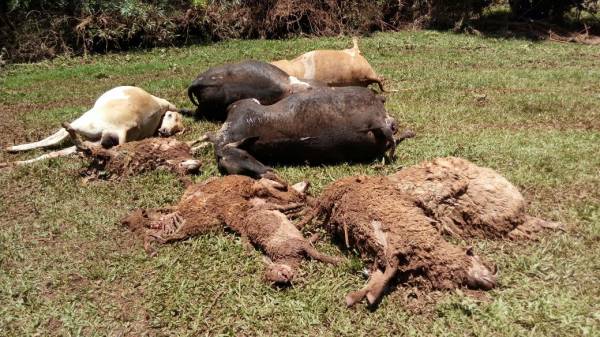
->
(352, 37, 360, 52)
(178, 108, 195, 116)
(187, 79, 201, 107)
(6, 128, 69, 152)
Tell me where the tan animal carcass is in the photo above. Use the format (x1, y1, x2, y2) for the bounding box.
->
(271, 38, 385, 91)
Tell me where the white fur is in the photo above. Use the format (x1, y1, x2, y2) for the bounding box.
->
(288, 76, 310, 88)
(5, 86, 182, 166)
(94, 86, 129, 107)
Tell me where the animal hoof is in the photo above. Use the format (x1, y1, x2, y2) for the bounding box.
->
(345, 290, 365, 307)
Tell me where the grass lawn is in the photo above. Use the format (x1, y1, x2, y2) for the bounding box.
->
(0, 31, 599, 336)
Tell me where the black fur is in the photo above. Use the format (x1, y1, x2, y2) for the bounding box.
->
(214, 87, 400, 177)
(187, 60, 318, 121)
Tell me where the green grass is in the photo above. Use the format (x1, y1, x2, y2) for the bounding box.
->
(1, 31, 599, 336)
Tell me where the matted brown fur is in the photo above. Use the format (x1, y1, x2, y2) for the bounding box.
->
(308, 157, 561, 307)
(78, 138, 200, 180)
(121, 175, 339, 284)
(387, 157, 562, 240)
(313, 175, 496, 308)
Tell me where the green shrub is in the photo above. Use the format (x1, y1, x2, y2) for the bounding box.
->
(508, 0, 597, 21)
(0, 0, 510, 63)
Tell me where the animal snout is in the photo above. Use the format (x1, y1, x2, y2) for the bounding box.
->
(179, 159, 201, 174)
(158, 128, 170, 137)
(466, 253, 498, 290)
(385, 116, 398, 134)
(265, 263, 295, 285)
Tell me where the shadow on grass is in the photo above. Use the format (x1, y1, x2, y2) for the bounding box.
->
(464, 6, 600, 43)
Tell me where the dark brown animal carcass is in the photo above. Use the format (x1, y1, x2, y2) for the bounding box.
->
(73, 137, 201, 181)
(186, 60, 322, 121)
(121, 175, 340, 285)
(211, 86, 411, 178)
(61, 120, 201, 181)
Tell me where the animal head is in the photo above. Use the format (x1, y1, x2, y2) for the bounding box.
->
(215, 137, 271, 178)
(264, 262, 295, 285)
(464, 246, 498, 290)
(165, 158, 201, 175)
(158, 110, 184, 137)
(384, 115, 398, 134)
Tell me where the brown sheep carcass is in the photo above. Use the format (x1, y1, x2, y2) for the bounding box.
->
(121, 175, 340, 285)
(387, 157, 563, 240)
(75, 137, 202, 180)
(62, 122, 201, 180)
(308, 157, 561, 307)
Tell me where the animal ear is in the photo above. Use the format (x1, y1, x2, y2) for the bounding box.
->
(225, 136, 259, 149)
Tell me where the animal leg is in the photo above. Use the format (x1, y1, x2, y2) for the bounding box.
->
(303, 243, 341, 265)
(6, 128, 70, 152)
(373, 78, 386, 93)
(395, 129, 416, 144)
(191, 143, 212, 154)
(381, 127, 396, 162)
(295, 205, 323, 229)
(364, 262, 398, 306)
(4, 146, 78, 166)
(187, 134, 211, 147)
(189, 132, 213, 154)
(508, 216, 565, 240)
(264, 202, 305, 214)
(146, 215, 223, 254)
(352, 37, 360, 51)
(62, 122, 95, 151)
(346, 269, 385, 307)
(346, 260, 399, 307)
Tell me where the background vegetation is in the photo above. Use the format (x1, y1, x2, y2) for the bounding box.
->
(1, 0, 598, 63)
(1, 31, 598, 336)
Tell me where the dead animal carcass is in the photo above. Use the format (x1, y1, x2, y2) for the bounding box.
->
(121, 175, 340, 285)
(65, 124, 201, 180)
(306, 157, 562, 307)
(387, 157, 563, 240)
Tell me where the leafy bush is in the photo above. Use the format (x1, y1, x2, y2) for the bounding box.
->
(203, 0, 493, 39)
(0, 0, 499, 62)
(508, 0, 597, 21)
